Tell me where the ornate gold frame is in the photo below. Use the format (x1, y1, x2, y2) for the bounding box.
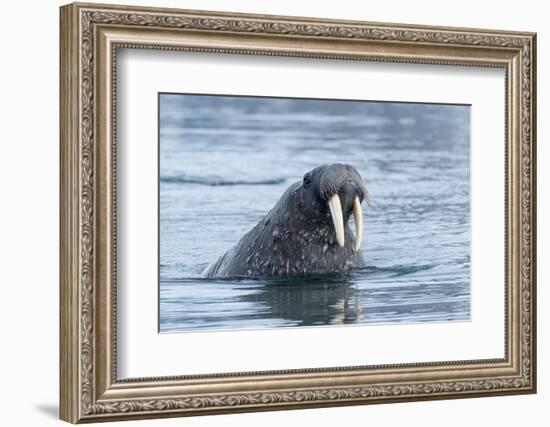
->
(59, 2, 537, 423)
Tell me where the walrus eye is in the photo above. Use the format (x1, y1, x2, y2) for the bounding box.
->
(303, 174, 312, 186)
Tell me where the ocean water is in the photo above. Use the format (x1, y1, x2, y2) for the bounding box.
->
(159, 94, 470, 333)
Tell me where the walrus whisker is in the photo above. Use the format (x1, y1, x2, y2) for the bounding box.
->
(353, 196, 363, 253)
(328, 194, 345, 248)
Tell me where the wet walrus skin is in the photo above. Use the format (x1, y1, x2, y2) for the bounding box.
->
(204, 163, 368, 278)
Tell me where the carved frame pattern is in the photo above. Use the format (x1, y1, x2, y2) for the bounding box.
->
(60, 2, 536, 423)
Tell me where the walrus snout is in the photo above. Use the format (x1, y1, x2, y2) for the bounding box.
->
(319, 164, 366, 252)
(319, 164, 367, 201)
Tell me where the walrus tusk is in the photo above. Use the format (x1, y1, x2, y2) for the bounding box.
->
(353, 196, 362, 252)
(328, 194, 345, 247)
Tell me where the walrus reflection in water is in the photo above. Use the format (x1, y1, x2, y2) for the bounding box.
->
(204, 163, 367, 278)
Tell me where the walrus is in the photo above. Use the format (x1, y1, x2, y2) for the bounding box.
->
(204, 163, 367, 278)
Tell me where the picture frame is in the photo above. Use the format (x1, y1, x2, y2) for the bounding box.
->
(59, 2, 537, 423)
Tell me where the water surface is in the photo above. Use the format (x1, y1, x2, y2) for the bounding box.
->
(159, 94, 470, 332)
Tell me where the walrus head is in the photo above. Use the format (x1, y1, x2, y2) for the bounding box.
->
(204, 163, 368, 277)
(299, 163, 367, 253)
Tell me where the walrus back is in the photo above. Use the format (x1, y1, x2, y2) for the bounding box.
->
(202, 219, 272, 278)
(202, 251, 228, 278)
(203, 184, 300, 278)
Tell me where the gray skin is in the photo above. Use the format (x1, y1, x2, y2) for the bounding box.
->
(204, 163, 368, 278)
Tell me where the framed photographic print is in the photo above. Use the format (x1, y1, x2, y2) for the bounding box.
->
(59, 2, 537, 423)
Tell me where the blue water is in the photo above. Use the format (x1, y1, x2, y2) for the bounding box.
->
(159, 94, 470, 333)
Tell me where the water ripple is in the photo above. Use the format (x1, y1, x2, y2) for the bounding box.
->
(161, 174, 287, 186)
